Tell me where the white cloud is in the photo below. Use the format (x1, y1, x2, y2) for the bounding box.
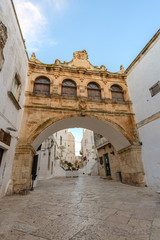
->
(14, 0, 47, 45)
(43, 0, 68, 12)
(13, 0, 68, 54)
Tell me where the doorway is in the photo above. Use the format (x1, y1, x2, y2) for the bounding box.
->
(0, 148, 4, 166)
(104, 153, 111, 176)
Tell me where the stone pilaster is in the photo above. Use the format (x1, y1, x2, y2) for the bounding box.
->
(11, 144, 36, 194)
(118, 145, 145, 186)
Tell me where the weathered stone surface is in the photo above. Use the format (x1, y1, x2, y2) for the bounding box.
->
(11, 50, 145, 193)
(0, 21, 7, 70)
(0, 176, 160, 240)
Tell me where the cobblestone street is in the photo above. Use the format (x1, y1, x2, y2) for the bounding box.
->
(0, 176, 160, 240)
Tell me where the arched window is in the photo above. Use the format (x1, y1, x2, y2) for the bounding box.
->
(111, 84, 124, 102)
(87, 82, 101, 100)
(62, 79, 77, 98)
(33, 77, 50, 95)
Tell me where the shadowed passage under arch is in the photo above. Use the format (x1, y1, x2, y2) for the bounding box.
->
(32, 117, 130, 152)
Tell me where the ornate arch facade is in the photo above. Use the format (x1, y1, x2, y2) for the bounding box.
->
(11, 50, 145, 193)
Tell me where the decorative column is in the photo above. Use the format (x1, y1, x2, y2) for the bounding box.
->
(118, 145, 145, 186)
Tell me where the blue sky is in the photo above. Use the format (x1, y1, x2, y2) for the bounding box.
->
(68, 128, 83, 155)
(13, 0, 160, 154)
(14, 0, 160, 72)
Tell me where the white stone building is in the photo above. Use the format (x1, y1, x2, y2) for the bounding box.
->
(38, 129, 76, 180)
(0, 0, 28, 196)
(126, 29, 160, 187)
(81, 129, 98, 175)
(54, 129, 68, 164)
(67, 131, 75, 165)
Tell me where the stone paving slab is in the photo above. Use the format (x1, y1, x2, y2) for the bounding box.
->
(0, 176, 160, 240)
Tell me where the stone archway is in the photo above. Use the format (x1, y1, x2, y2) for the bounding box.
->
(11, 50, 145, 194)
(12, 113, 145, 194)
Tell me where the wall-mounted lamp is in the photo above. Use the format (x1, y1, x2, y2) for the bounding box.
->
(6, 127, 17, 132)
(110, 151, 115, 155)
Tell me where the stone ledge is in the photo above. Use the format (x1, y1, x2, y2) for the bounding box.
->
(8, 91, 21, 110)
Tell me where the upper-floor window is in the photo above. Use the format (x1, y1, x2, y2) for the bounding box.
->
(87, 82, 101, 100)
(12, 74, 21, 102)
(150, 81, 160, 97)
(111, 84, 124, 102)
(33, 77, 50, 95)
(0, 21, 8, 71)
(8, 73, 21, 110)
(62, 79, 77, 98)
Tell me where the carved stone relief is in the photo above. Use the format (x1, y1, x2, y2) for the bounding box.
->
(79, 99, 87, 110)
(0, 21, 8, 70)
(73, 50, 88, 61)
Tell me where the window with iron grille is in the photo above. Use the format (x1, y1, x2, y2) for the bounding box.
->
(33, 77, 50, 95)
(62, 79, 77, 98)
(150, 81, 160, 97)
(111, 84, 124, 102)
(8, 73, 22, 110)
(87, 82, 101, 100)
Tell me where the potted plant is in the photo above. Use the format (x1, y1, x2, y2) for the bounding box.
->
(66, 162, 73, 177)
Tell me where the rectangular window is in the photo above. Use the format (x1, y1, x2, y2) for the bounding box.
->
(150, 81, 160, 97)
(12, 75, 21, 101)
(8, 73, 21, 109)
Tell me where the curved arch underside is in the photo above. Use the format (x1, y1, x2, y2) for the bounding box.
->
(32, 117, 130, 151)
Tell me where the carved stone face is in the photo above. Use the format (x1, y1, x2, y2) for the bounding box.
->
(0, 21, 8, 70)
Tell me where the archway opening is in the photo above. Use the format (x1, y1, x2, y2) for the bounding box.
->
(31, 117, 131, 186)
(12, 116, 145, 194)
(32, 117, 130, 152)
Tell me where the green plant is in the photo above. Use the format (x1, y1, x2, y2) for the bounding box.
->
(46, 66, 51, 71)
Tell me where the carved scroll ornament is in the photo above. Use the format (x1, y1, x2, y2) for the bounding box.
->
(0, 21, 8, 70)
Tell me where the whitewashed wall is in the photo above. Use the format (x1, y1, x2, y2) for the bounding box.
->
(0, 0, 28, 196)
(38, 130, 68, 180)
(127, 34, 160, 186)
(67, 132, 75, 164)
(81, 129, 98, 174)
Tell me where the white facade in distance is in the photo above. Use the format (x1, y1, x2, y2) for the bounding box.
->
(54, 129, 68, 164)
(67, 131, 75, 165)
(38, 136, 56, 180)
(0, 0, 28, 196)
(38, 129, 76, 181)
(81, 129, 98, 175)
(126, 30, 160, 187)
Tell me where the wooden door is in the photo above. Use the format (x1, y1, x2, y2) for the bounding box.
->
(104, 154, 111, 176)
